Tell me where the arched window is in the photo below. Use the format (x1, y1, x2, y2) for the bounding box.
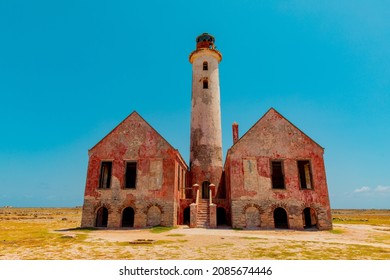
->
(203, 61, 208, 70)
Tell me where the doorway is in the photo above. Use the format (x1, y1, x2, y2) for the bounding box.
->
(122, 207, 135, 227)
(303, 207, 317, 229)
(274, 207, 288, 229)
(95, 207, 108, 227)
(183, 207, 190, 225)
(217, 207, 227, 226)
(202, 181, 210, 199)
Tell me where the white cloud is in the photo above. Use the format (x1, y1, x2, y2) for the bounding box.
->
(353, 185, 390, 195)
(353, 186, 371, 193)
(374, 185, 390, 193)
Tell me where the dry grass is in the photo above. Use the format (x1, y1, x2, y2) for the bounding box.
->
(332, 209, 390, 226)
(0, 207, 389, 260)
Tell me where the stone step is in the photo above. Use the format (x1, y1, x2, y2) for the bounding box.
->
(196, 200, 210, 228)
(196, 224, 209, 228)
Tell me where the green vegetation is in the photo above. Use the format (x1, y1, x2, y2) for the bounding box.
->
(329, 229, 344, 234)
(149, 226, 175, 234)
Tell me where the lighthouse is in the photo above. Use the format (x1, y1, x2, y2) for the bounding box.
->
(189, 33, 223, 199)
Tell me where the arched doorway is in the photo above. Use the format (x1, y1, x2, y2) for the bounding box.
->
(95, 207, 108, 227)
(183, 207, 190, 225)
(147, 205, 161, 227)
(122, 207, 135, 227)
(202, 181, 210, 199)
(274, 207, 288, 229)
(217, 207, 227, 226)
(303, 207, 317, 229)
(245, 206, 261, 228)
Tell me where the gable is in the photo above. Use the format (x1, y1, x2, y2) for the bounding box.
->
(228, 108, 324, 158)
(89, 111, 183, 161)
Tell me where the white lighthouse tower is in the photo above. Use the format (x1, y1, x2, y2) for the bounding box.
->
(189, 33, 223, 199)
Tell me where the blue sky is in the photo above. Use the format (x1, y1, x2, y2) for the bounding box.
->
(0, 0, 389, 209)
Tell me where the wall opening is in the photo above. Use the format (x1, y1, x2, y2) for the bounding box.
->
(217, 207, 227, 226)
(298, 160, 313, 189)
(177, 165, 181, 191)
(271, 161, 285, 189)
(202, 181, 210, 199)
(183, 207, 190, 225)
(203, 61, 208, 70)
(122, 207, 135, 227)
(125, 162, 137, 189)
(147, 205, 162, 227)
(303, 207, 317, 229)
(245, 206, 261, 228)
(274, 207, 288, 229)
(203, 80, 208, 89)
(95, 207, 108, 227)
(99, 162, 112, 189)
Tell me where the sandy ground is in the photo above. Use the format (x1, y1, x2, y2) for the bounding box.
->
(68, 224, 390, 259)
(85, 224, 390, 248)
(1, 208, 389, 259)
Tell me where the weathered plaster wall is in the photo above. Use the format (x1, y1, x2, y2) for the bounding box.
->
(189, 51, 223, 190)
(81, 112, 188, 228)
(226, 109, 332, 230)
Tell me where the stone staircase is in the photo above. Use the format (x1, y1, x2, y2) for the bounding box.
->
(196, 199, 210, 228)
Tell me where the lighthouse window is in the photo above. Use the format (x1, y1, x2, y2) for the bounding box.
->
(203, 80, 208, 89)
(203, 61, 208, 70)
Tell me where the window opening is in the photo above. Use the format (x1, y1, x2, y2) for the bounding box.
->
(99, 162, 112, 189)
(203, 79, 208, 89)
(271, 161, 285, 189)
(203, 61, 208, 70)
(177, 165, 180, 191)
(298, 160, 313, 189)
(125, 162, 137, 189)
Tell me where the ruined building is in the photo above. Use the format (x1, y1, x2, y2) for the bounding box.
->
(81, 33, 332, 230)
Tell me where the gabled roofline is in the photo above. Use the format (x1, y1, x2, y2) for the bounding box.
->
(89, 111, 188, 168)
(89, 110, 137, 152)
(229, 107, 324, 151)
